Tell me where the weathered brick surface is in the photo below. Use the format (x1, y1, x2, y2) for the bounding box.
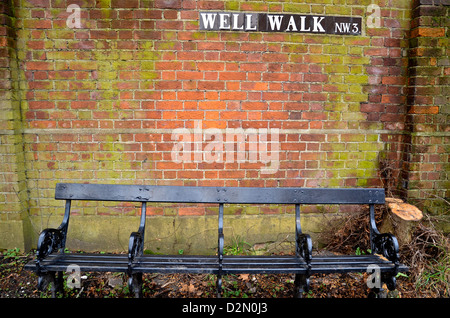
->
(0, 0, 31, 250)
(0, 0, 448, 250)
(406, 1, 449, 212)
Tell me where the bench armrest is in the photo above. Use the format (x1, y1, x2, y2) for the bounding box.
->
(295, 204, 312, 266)
(128, 202, 147, 275)
(36, 200, 71, 261)
(218, 231, 224, 262)
(371, 232, 400, 290)
(372, 233, 400, 265)
(296, 233, 312, 265)
(128, 232, 144, 265)
(35, 228, 65, 275)
(369, 204, 400, 266)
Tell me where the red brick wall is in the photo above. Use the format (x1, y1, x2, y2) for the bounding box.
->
(18, 1, 410, 190)
(0, 0, 448, 249)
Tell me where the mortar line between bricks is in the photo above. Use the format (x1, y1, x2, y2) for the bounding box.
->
(20, 128, 411, 136)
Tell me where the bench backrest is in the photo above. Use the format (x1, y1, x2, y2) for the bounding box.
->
(55, 183, 385, 205)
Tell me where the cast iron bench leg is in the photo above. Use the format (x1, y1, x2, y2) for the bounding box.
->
(128, 273, 143, 298)
(38, 271, 64, 298)
(368, 287, 387, 298)
(216, 275, 222, 298)
(368, 272, 397, 298)
(294, 274, 310, 298)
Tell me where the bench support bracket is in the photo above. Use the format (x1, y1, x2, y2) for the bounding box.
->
(127, 202, 147, 298)
(217, 203, 224, 298)
(294, 204, 312, 297)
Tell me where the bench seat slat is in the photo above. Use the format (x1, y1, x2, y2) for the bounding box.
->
(25, 253, 406, 275)
(223, 255, 407, 274)
(133, 256, 219, 274)
(24, 253, 129, 272)
(310, 255, 408, 273)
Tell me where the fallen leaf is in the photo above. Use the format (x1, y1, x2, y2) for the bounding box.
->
(180, 283, 188, 293)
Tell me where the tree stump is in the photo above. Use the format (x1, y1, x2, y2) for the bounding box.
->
(380, 198, 423, 247)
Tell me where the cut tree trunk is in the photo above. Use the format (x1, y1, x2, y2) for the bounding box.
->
(380, 198, 423, 248)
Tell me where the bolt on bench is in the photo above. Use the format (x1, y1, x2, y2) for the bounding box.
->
(25, 183, 408, 297)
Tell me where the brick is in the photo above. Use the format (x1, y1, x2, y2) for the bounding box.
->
(304, 73, 328, 82)
(240, 102, 266, 110)
(28, 101, 54, 109)
(412, 27, 445, 37)
(302, 93, 327, 101)
(361, 103, 385, 113)
(408, 106, 440, 114)
(195, 101, 224, 110)
(300, 134, 326, 142)
(155, 0, 182, 9)
(198, 81, 225, 90)
(134, 30, 161, 40)
(219, 170, 245, 179)
(72, 120, 98, 129)
(301, 112, 326, 120)
(178, 91, 205, 100)
(241, 82, 268, 91)
(68, 61, 97, 70)
(221, 91, 247, 100)
(23, 19, 52, 29)
(219, 72, 246, 81)
(262, 73, 289, 82)
(177, 170, 204, 179)
(112, 0, 140, 8)
(382, 76, 406, 85)
(21, 0, 49, 8)
(177, 111, 204, 119)
(29, 120, 56, 129)
(71, 101, 97, 109)
(26, 61, 53, 70)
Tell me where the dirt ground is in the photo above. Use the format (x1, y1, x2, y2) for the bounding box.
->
(0, 250, 428, 299)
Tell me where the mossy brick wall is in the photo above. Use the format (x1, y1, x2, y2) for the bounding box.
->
(0, 0, 32, 251)
(405, 0, 449, 216)
(0, 0, 448, 252)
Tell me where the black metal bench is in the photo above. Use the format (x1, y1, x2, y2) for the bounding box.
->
(25, 183, 408, 297)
